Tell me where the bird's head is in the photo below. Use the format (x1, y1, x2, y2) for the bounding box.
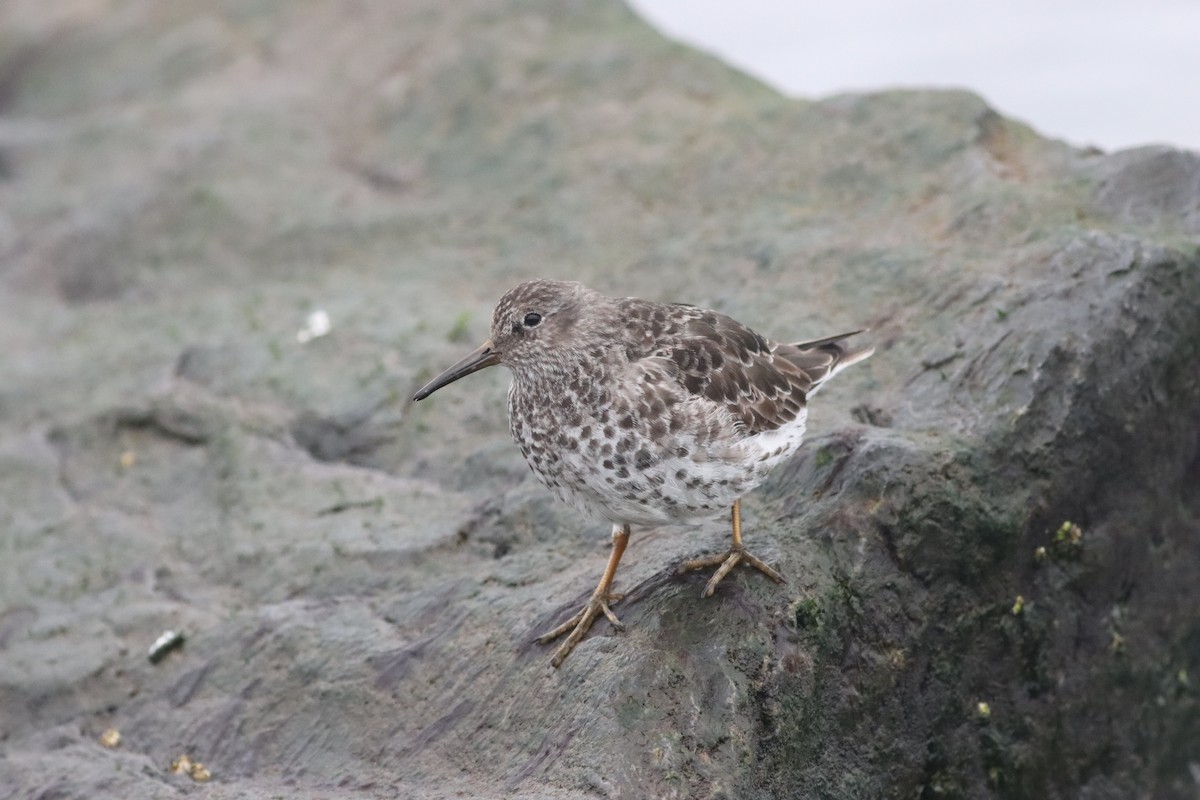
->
(412, 279, 594, 401)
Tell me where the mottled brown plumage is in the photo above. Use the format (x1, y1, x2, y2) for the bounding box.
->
(414, 280, 872, 666)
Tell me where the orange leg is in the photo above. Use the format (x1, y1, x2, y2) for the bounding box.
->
(677, 498, 784, 597)
(537, 524, 630, 667)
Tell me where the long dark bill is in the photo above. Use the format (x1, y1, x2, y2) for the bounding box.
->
(412, 339, 501, 401)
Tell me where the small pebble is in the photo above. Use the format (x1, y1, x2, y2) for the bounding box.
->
(148, 629, 186, 663)
(297, 309, 332, 343)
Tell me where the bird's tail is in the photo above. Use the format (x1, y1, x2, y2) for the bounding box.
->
(778, 329, 874, 395)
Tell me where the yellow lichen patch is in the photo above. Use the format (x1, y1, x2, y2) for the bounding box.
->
(1056, 521, 1082, 543)
(169, 754, 212, 782)
(1056, 521, 1083, 545)
(1051, 521, 1084, 558)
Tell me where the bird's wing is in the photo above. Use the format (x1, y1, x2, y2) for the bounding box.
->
(775, 330, 874, 394)
(619, 301, 813, 436)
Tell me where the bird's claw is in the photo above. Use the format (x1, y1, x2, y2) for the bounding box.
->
(537, 593, 624, 667)
(678, 546, 784, 597)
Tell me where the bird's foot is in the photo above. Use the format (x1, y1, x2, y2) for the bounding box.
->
(677, 546, 784, 598)
(536, 592, 624, 668)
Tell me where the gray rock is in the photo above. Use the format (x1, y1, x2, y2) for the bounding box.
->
(1, 1, 1197, 798)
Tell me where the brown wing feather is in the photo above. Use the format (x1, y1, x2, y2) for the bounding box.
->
(775, 330, 874, 391)
(617, 300, 873, 434)
(618, 300, 813, 435)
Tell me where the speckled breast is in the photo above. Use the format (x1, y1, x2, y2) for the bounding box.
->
(506, 373, 796, 527)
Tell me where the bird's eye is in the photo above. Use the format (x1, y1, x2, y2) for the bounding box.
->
(523, 312, 543, 328)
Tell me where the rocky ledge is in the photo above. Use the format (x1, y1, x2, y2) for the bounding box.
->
(1, 1, 1197, 798)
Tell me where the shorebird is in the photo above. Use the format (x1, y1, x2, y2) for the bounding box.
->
(414, 280, 872, 666)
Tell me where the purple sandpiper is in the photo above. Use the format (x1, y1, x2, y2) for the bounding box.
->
(414, 280, 873, 667)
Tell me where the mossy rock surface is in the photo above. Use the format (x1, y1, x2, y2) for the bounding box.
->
(1, 1, 1197, 798)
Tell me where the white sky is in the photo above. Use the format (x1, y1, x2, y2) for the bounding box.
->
(629, 0, 1200, 152)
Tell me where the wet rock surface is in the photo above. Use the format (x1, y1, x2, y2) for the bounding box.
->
(1, 2, 1197, 798)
